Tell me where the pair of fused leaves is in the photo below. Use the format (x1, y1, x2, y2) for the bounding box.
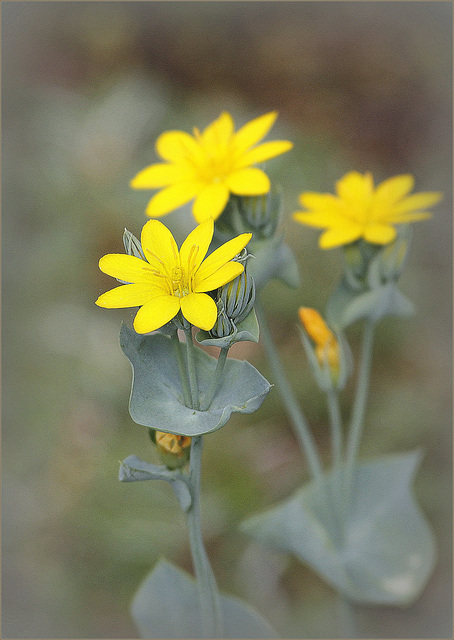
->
(120, 319, 270, 437)
(131, 559, 277, 639)
(326, 226, 415, 330)
(242, 451, 436, 606)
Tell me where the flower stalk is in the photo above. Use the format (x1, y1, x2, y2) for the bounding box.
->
(344, 319, 376, 513)
(186, 436, 224, 638)
(200, 346, 229, 412)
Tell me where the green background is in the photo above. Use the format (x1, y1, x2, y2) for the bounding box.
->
(2, 2, 452, 637)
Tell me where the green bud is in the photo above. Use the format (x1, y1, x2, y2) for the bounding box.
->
(236, 188, 283, 239)
(210, 249, 256, 338)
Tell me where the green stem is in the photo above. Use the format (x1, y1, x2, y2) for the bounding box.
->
(344, 320, 376, 511)
(326, 389, 343, 471)
(171, 330, 192, 407)
(184, 327, 200, 410)
(200, 347, 229, 412)
(326, 388, 346, 538)
(186, 436, 223, 638)
(256, 301, 323, 482)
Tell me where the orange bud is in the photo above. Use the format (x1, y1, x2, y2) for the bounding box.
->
(155, 431, 191, 457)
(299, 307, 340, 371)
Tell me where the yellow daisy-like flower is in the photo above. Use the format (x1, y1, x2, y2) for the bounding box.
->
(130, 111, 293, 223)
(293, 172, 442, 249)
(96, 218, 251, 333)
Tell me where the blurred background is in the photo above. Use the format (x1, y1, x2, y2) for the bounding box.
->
(2, 1, 452, 637)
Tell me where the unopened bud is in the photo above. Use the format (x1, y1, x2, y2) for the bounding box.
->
(299, 307, 340, 372)
(150, 429, 191, 469)
(236, 188, 282, 238)
(210, 249, 256, 338)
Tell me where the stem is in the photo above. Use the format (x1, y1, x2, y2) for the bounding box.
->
(326, 389, 343, 471)
(326, 388, 346, 539)
(171, 330, 192, 407)
(256, 301, 324, 482)
(199, 347, 229, 412)
(184, 327, 200, 410)
(186, 436, 223, 638)
(344, 320, 376, 511)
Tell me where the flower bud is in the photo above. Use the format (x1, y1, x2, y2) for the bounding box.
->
(299, 307, 340, 373)
(210, 249, 256, 338)
(236, 188, 282, 238)
(150, 429, 191, 469)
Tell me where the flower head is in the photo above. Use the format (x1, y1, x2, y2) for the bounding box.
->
(130, 111, 293, 223)
(293, 172, 442, 249)
(299, 307, 339, 371)
(96, 218, 251, 333)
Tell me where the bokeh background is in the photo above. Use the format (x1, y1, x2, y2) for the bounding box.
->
(2, 1, 452, 638)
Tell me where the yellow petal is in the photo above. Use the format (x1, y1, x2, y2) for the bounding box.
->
(145, 181, 202, 217)
(293, 211, 346, 229)
(192, 183, 230, 223)
(95, 283, 162, 308)
(180, 292, 217, 330)
(363, 223, 397, 245)
(180, 218, 214, 275)
(336, 172, 374, 203)
(193, 261, 244, 293)
(200, 112, 234, 149)
(319, 225, 363, 249)
(130, 163, 195, 189)
(298, 192, 340, 210)
(374, 174, 414, 203)
(391, 192, 442, 215)
(141, 219, 180, 275)
(233, 111, 278, 154)
(235, 140, 293, 168)
(99, 254, 161, 284)
(226, 168, 270, 195)
(196, 233, 252, 282)
(133, 295, 181, 333)
(387, 212, 433, 224)
(155, 130, 203, 164)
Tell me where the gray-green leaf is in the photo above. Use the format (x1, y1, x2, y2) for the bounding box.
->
(242, 451, 436, 606)
(131, 559, 277, 639)
(120, 325, 271, 437)
(119, 455, 192, 512)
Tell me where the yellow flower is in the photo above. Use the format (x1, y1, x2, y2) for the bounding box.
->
(299, 307, 339, 371)
(96, 218, 251, 333)
(130, 111, 293, 223)
(293, 172, 442, 249)
(155, 431, 191, 458)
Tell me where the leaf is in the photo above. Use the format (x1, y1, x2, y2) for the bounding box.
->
(326, 279, 414, 330)
(242, 451, 436, 606)
(340, 283, 414, 327)
(131, 559, 277, 639)
(119, 455, 192, 512)
(196, 308, 260, 348)
(120, 325, 271, 437)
